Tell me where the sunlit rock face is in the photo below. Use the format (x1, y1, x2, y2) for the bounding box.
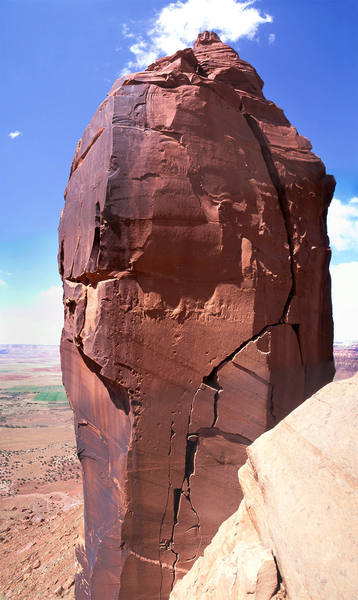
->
(59, 30, 335, 600)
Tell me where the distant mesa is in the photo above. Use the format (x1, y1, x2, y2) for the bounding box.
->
(59, 31, 335, 600)
(333, 341, 358, 380)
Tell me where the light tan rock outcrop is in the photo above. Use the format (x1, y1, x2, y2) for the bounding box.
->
(170, 375, 358, 600)
(241, 374, 358, 600)
(170, 501, 278, 600)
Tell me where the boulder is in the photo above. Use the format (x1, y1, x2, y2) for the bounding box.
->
(240, 374, 358, 600)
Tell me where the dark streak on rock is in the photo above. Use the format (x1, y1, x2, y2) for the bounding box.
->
(291, 323, 303, 365)
(193, 427, 252, 446)
(87, 201, 101, 273)
(70, 127, 105, 177)
(77, 347, 130, 414)
(242, 113, 296, 320)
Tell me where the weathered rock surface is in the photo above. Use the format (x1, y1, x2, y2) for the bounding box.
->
(170, 375, 358, 600)
(170, 500, 279, 600)
(59, 30, 335, 599)
(241, 374, 358, 600)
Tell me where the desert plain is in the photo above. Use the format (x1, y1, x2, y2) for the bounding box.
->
(0, 345, 82, 600)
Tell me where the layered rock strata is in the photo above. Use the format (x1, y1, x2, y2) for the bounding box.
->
(170, 375, 358, 600)
(59, 31, 335, 600)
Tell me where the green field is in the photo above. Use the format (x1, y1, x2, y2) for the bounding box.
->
(2, 385, 69, 406)
(34, 388, 68, 404)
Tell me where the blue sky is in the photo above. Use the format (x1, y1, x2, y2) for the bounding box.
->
(1, 0, 357, 343)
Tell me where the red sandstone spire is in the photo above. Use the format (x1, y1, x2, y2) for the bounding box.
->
(59, 32, 335, 600)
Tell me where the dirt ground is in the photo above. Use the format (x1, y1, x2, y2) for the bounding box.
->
(0, 345, 83, 600)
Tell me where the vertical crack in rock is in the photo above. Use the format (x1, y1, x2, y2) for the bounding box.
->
(182, 402, 200, 535)
(211, 390, 220, 428)
(273, 555, 283, 595)
(159, 421, 173, 598)
(88, 201, 101, 272)
(170, 549, 179, 595)
(59, 240, 64, 278)
(170, 486, 181, 593)
(75, 287, 87, 349)
(69, 236, 81, 281)
(174, 325, 285, 580)
(291, 323, 304, 365)
(269, 384, 276, 424)
(170, 401, 201, 590)
(202, 371, 222, 428)
(183, 435, 200, 529)
(242, 113, 296, 319)
(159, 420, 180, 599)
(169, 420, 175, 455)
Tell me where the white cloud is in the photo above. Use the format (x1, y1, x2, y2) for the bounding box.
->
(127, 40, 158, 71)
(122, 23, 135, 39)
(123, 0, 273, 72)
(8, 130, 21, 139)
(327, 197, 358, 251)
(268, 32, 275, 44)
(0, 279, 7, 287)
(0, 285, 63, 345)
(328, 198, 358, 341)
(330, 262, 358, 342)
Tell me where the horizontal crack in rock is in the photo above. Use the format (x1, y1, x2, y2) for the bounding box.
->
(193, 427, 252, 445)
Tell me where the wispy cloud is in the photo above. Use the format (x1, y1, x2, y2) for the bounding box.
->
(122, 23, 135, 39)
(327, 197, 358, 251)
(8, 130, 21, 139)
(268, 33, 276, 44)
(0, 279, 7, 287)
(331, 262, 358, 342)
(0, 285, 63, 345)
(122, 0, 273, 72)
(40, 285, 62, 299)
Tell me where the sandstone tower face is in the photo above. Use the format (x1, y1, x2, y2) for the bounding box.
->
(59, 32, 335, 600)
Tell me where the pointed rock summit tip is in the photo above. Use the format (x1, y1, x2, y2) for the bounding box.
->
(192, 30, 263, 90)
(194, 30, 223, 46)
